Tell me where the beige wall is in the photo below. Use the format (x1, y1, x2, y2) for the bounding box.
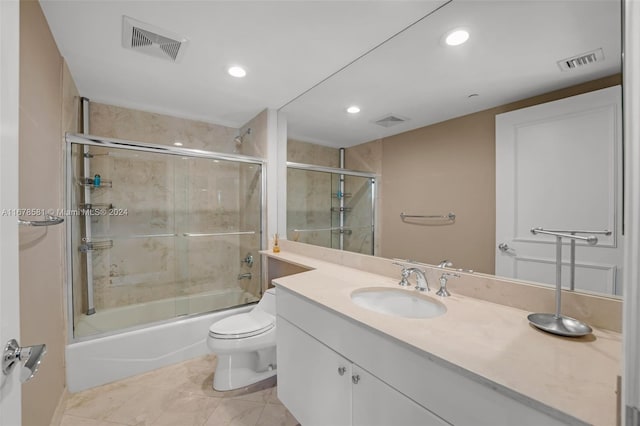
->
(379, 74, 622, 274)
(19, 1, 80, 424)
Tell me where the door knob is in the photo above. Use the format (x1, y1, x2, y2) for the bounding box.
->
(498, 243, 512, 252)
(2, 339, 46, 383)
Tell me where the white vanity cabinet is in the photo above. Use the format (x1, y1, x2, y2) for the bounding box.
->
(276, 286, 584, 426)
(278, 316, 448, 426)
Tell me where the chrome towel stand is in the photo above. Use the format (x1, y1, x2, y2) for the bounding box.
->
(527, 227, 608, 337)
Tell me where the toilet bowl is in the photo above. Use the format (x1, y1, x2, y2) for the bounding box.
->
(207, 287, 277, 391)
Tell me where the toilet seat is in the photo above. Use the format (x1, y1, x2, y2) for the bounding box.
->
(209, 310, 275, 340)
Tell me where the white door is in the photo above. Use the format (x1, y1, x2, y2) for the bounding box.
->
(0, 0, 22, 424)
(496, 86, 623, 295)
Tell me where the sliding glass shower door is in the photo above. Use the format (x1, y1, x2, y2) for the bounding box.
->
(67, 137, 264, 339)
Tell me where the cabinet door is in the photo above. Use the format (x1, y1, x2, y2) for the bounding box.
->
(352, 366, 450, 426)
(277, 316, 352, 426)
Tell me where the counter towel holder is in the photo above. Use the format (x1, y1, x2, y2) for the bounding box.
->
(527, 227, 610, 337)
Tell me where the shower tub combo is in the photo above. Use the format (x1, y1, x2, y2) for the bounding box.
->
(65, 131, 265, 392)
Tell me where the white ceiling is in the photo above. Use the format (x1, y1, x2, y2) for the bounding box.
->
(40, 0, 621, 147)
(40, 0, 446, 128)
(283, 0, 622, 147)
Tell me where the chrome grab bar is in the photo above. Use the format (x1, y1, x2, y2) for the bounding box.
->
(400, 212, 456, 221)
(183, 231, 256, 237)
(18, 214, 64, 227)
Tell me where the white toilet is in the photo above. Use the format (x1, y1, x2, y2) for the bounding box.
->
(207, 287, 277, 391)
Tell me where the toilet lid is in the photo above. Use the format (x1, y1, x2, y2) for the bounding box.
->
(209, 310, 275, 339)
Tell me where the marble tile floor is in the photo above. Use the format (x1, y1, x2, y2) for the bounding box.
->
(55, 355, 300, 426)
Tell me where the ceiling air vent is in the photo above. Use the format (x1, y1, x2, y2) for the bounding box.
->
(122, 16, 188, 63)
(557, 48, 604, 72)
(373, 114, 410, 128)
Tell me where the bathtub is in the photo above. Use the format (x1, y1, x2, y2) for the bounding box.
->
(66, 287, 258, 392)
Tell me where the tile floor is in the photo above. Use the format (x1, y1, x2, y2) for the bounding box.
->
(56, 355, 299, 426)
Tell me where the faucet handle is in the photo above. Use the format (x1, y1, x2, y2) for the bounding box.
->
(392, 262, 412, 286)
(436, 272, 460, 297)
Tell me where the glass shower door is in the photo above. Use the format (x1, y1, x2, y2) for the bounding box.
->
(69, 140, 264, 339)
(177, 157, 262, 315)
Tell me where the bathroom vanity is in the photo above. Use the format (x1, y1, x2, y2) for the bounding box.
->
(266, 246, 621, 426)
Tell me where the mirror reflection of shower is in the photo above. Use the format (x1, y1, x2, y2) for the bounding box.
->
(286, 148, 376, 255)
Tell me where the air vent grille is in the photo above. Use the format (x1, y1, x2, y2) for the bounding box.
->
(374, 114, 410, 128)
(131, 27, 153, 48)
(557, 48, 604, 72)
(122, 16, 188, 63)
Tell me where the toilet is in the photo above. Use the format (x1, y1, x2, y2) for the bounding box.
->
(207, 287, 277, 391)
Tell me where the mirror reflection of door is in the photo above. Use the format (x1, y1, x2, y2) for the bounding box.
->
(496, 85, 623, 295)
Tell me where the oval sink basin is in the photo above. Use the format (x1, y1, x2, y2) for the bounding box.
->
(351, 287, 446, 319)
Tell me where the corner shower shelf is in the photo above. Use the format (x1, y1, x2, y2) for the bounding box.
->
(332, 192, 352, 199)
(79, 177, 112, 188)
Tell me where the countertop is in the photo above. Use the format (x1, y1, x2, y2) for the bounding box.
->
(264, 250, 621, 426)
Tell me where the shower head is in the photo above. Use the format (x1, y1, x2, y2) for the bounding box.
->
(234, 127, 252, 145)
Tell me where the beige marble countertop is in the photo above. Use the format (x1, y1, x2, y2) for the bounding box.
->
(264, 250, 621, 426)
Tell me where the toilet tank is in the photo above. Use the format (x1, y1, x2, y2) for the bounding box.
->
(257, 288, 276, 316)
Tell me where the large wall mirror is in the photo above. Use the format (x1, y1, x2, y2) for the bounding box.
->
(280, 0, 623, 298)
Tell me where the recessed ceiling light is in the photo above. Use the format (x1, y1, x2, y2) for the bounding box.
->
(347, 106, 361, 114)
(228, 66, 247, 78)
(173, 142, 183, 146)
(445, 29, 470, 46)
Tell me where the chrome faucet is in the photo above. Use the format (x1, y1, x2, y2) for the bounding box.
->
(407, 267, 430, 292)
(393, 261, 430, 291)
(237, 273, 252, 280)
(436, 272, 460, 297)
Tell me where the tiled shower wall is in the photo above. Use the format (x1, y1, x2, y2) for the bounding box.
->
(72, 102, 265, 319)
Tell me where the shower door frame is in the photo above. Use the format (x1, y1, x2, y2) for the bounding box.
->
(286, 161, 377, 255)
(64, 133, 267, 343)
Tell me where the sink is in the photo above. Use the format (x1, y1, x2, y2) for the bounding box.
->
(350, 287, 446, 319)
